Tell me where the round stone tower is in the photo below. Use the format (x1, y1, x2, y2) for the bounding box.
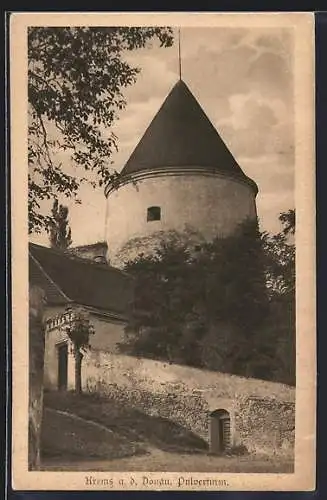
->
(105, 80, 258, 267)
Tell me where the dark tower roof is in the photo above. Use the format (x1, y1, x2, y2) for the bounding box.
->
(120, 80, 257, 192)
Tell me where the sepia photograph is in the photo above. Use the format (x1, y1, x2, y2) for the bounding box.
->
(10, 12, 316, 491)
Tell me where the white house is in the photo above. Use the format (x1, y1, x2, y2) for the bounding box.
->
(29, 242, 133, 391)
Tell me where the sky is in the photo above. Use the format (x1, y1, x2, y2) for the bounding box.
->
(30, 26, 295, 247)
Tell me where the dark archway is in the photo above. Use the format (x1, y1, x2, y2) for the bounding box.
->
(210, 409, 231, 454)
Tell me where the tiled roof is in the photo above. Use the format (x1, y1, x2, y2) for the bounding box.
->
(68, 241, 108, 261)
(69, 241, 107, 252)
(29, 243, 133, 317)
(120, 80, 257, 193)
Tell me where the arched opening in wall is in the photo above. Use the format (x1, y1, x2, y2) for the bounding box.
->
(210, 409, 231, 454)
(93, 255, 107, 265)
(147, 206, 161, 222)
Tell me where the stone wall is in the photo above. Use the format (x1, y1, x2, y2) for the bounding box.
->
(83, 350, 295, 457)
(235, 396, 295, 456)
(68, 242, 107, 261)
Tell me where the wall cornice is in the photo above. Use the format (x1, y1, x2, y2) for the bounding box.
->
(105, 166, 258, 198)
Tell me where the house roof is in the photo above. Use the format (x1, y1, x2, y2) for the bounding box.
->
(120, 80, 257, 192)
(68, 241, 108, 261)
(69, 241, 107, 252)
(29, 243, 133, 317)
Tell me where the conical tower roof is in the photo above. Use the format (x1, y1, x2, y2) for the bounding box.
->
(120, 80, 257, 193)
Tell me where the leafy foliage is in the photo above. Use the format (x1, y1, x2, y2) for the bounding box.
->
(279, 209, 295, 237)
(120, 212, 296, 385)
(261, 210, 296, 384)
(62, 306, 95, 353)
(61, 306, 95, 392)
(120, 218, 271, 377)
(261, 209, 295, 298)
(49, 199, 72, 250)
(28, 27, 174, 233)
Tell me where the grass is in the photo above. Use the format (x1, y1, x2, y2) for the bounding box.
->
(42, 390, 294, 473)
(41, 408, 144, 461)
(42, 390, 208, 460)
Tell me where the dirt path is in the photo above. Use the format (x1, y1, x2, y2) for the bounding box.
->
(41, 407, 294, 473)
(42, 446, 293, 473)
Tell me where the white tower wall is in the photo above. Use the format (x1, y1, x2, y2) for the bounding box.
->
(105, 168, 257, 267)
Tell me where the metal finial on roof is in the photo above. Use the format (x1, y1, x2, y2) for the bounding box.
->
(178, 28, 182, 80)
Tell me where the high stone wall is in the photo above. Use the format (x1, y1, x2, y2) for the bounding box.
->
(82, 350, 295, 457)
(235, 396, 295, 456)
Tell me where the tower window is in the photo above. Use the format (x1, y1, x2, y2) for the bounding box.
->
(147, 206, 161, 222)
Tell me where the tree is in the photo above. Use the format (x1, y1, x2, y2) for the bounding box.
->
(122, 229, 200, 365)
(260, 209, 296, 385)
(279, 209, 295, 238)
(61, 307, 95, 394)
(120, 212, 296, 384)
(120, 219, 270, 378)
(49, 199, 72, 250)
(27, 27, 173, 466)
(28, 27, 173, 234)
(261, 209, 295, 297)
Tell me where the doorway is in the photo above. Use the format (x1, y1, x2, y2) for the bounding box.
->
(210, 409, 231, 454)
(57, 343, 68, 391)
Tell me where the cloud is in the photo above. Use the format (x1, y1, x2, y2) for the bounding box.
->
(111, 96, 165, 169)
(31, 26, 295, 246)
(248, 51, 293, 101)
(113, 26, 294, 167)
(257, 189, 294, 234)
(241, 155, 294, 193)
(123, 47, 177, 104)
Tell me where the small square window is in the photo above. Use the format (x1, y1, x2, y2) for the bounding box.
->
(147, 206, 161, 222)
